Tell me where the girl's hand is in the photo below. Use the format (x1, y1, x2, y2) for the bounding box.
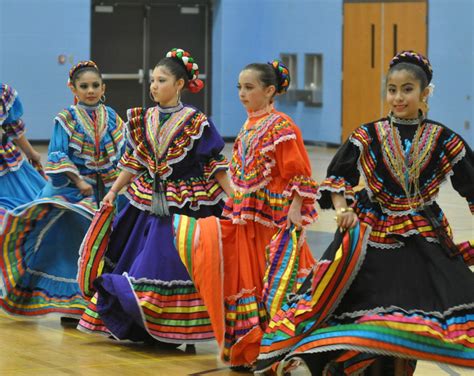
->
(102, 191, 117, 206)
(287, 207, 303, 229)
(76, 179, 94, 196)
(335, 207, 358, 231)
(287, 196, 303, 229)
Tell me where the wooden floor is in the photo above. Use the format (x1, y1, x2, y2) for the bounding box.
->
(0, 144, 472, 375)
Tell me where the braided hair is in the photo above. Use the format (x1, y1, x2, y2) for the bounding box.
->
(388, 51, 433, 90)
(68, 61, 101, 87)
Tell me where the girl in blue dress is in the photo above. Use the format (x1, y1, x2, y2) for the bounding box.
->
(0, 62, 126, 318)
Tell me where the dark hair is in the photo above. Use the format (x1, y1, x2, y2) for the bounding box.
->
(243, 62, 290, 96)
(70, 66, 102, 87)
(155, 57, 189, 87)
(387, 62, 429, 90)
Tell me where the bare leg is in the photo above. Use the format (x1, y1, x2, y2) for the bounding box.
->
(394, 358, 408, 376)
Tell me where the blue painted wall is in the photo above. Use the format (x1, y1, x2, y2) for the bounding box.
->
(428, 0, 473, 144)
(211, 0, 343, 144)
(0, 0, 90, 140)
(1, 0, 472, 145)
(212, 0, 473, 145)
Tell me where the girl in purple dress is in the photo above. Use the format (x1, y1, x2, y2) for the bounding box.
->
(78, 48, 232, 347)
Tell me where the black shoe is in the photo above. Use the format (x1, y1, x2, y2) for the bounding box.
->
(230, 365, 253, 373)
(185, 344, 196, 354)
(145, 338, 181, 349)
(60, 317, 79, 326)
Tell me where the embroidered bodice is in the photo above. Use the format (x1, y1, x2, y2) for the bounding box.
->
(119, 103, 228, 216)
(45, 104, 125, 187)
(224, 108, 318, 227)
(318, 116, 474, 248)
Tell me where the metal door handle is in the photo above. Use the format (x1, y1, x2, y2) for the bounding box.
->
(102, 69, 144, 83)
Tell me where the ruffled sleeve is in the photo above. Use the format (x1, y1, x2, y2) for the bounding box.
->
(445, 132, 474, 214)
(274, 123, 318, 201)
(1, 85, 25, 139)
(194, 117, 228, 180)
(3, 114, 25, 139)
(317, 127, 365, 209)
(269, 115, 318, 225)
(46, 117, 80, 187)
(118, 107, 148, 174)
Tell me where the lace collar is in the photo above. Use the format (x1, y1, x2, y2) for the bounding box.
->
(156, 101, 184, 114)
(247, 104, 274, 119)
(77, 102, 101, 111)
(388, 112, 423, 125)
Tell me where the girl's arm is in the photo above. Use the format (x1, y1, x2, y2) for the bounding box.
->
(14, 134, 42, 163)
(64, 171, 93, 196)
(102, 169, 135, 205)
(214, 170, 233, 197)
(287, 194, 303, 228)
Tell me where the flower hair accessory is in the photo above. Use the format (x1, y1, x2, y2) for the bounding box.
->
(389, 51, 433, 83)
(268, 60, 290, 94)
(166, 48, 204, 93)
(426, 83, 435, 97)
(68, 60, 99, 86)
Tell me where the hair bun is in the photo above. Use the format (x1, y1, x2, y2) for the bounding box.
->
(166, 48, 199, 81)
(166, 48, 203, 93)
(389, 51, 433, 83)
(268, 60, 291, 94)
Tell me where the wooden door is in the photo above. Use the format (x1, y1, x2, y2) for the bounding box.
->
(381, 2, 427, 115)
(342, 0, 427, 141)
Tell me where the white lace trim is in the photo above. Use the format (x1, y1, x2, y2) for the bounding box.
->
(125, 189, 227, 213)
(0, 156, 25, 176)
(226, 287, 259, 302)
(316, 184, 356, 202)
(26, 267, 78, 283)
(367, 234, 439, 249)
(155, 102, 184, 114)
(2, 197, 95, 222)
(226, 213, 315, 229)
(33, 211, 64, 253)
(127, 274, 195, 287)
(332, 302, 474, 321)
(228, 213, 276, 228)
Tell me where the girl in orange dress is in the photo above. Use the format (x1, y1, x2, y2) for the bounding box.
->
(172, 60, 318, 370)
